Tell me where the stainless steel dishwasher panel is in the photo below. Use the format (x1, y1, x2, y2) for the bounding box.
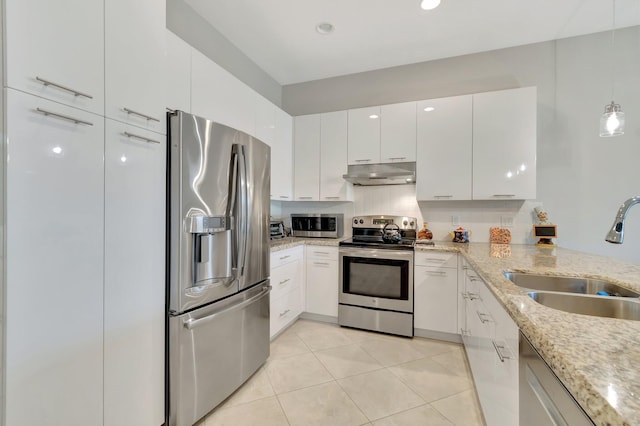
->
(519, 332, 593, 426)
(168, 282, 271, 426)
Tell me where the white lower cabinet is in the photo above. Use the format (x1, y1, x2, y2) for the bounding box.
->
(104, 120, 165, 426)
(5, 89, 105, 425)
(305, 246, 339, 318)
(414, 251, 458, 334)
(462, 261, 518, 426)
(270, 246, 304, 338)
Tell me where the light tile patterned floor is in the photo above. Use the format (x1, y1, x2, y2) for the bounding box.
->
(197, 320, 486, 426)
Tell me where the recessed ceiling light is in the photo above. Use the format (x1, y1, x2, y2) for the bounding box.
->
(420, 0, 441, 10)
(369, 114, 379, 119)
(316, 22, 334, 35)
(423, 106, 435, 112)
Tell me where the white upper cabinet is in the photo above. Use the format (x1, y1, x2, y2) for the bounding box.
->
(293, 114, 321, 201)
(191, 49, 256, 136)
(272, 108, 294, 201)
(5, 0, 104, 115)
(105, 0, 166, 133)
(381, 102, 417, 163)
(166, 30, 192, 113)
(348, 106, 381, 164)
(5, 89, 105, 426)
(473, 87, 537, 200)
(321, 111, 352, 201)
(416, 95, 473, 200)
(255, 94, 276, 146)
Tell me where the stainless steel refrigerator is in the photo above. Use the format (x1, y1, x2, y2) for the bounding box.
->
(166, 111, 271, 426)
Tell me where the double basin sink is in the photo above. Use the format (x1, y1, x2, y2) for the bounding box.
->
(504, 272, 640, 321)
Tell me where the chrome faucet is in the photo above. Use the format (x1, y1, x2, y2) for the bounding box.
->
(605, 196, 640, 244)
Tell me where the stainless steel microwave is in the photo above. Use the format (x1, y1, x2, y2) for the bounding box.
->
(291, 214, 344, 238)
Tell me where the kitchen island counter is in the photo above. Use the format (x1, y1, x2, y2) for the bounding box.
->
(417, 242, 640, 425)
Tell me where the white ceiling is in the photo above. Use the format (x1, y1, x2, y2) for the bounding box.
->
(185, 0, 640, 85)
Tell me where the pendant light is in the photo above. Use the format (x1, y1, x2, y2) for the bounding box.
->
(599, 0, 625, 137)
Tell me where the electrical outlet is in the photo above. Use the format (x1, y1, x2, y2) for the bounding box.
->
(451, 215, 461, 226)
(501, 215, 514, 228)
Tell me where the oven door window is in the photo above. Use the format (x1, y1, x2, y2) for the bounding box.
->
(343, 256, 409, 300)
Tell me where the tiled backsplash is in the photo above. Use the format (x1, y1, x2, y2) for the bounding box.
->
(274, 184, 543, 244)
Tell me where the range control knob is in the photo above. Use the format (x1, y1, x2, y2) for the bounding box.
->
(354, 219, 358, 224)
(410, 221, 415, 227)
(403, 220, 408, 226)
(359, 219, 364, 224)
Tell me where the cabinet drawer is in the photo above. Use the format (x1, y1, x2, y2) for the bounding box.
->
(271, 259, 302, 300)
(415, 251, 457, 268)
(271, 245, 304, 269)
(306, 246, 338, 261)
(270, 287, 302, 337)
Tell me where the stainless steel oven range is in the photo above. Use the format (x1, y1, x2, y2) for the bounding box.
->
(338, 215, 418, 337)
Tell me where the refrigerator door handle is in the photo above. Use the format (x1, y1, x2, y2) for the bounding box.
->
(237, 145, 249, 277)
(183, 285, 271, 330)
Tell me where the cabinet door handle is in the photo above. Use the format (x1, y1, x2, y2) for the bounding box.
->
(279, 309, 291, 317)
(424, 258, 446, 263)
(279, 255, 291, 260)
(278, 278, 291, 286)
(387, 157, 406, 160)
(476, 311, 492, 323)
(354, 159, 371, 162)
(35, 108, 94, 126)
(425, 271, 447, 276)
(123, 107, 160, 122)
(467, 292, 480, 300)
(313, 251, 329, 255)
(298, 196, 313, 200)
(324, 197, 340, 200)
(468, 276, 481, 282)
(279, 196, 290, 199)
(492, 194, 516, 198)
(492, 340, 512, 362)
(36, 76, 93, 99)
(123, 131, 161, 144)
(434, 195, 453, 199)
(313, 262, 330, 266)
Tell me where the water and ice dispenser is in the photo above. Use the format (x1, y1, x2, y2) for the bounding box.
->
(188, 215, 233, 286)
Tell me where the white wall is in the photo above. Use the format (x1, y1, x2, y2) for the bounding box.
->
(166, 0, 282, 106)
(282, 27, 640, 264)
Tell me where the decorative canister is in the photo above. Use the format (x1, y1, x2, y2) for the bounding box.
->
(450, 226, 470, 243)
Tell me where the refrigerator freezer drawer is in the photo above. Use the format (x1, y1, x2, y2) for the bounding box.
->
(168, 282, 271, 426)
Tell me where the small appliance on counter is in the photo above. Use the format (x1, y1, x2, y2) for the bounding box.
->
(270, 219, 286, 239)
(291, 213, 344, 238)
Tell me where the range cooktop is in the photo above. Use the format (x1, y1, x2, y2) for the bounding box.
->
(339, 215, 418, 250)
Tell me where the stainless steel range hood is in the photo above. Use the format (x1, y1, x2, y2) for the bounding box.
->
(342, 162, 416, 186)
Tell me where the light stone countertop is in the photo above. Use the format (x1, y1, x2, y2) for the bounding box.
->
(269, 236, 346, 252)
(417, 242, 640, 426)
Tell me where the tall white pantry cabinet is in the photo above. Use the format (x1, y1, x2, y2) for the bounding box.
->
(3, 0, 166, 425)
